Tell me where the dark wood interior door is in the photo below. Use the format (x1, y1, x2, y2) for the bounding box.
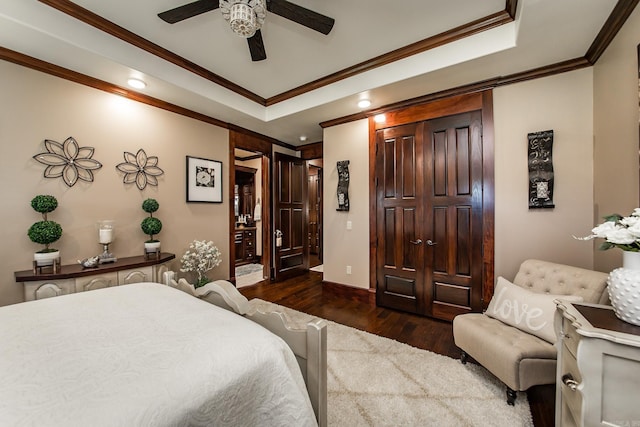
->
(274, 153, 308, 280)
(375, 123, 426, 315)
(424, 112, 484, 320)
(375, 112, 484, 320)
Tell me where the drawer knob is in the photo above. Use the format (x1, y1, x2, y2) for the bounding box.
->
(562, 374, 580, 392)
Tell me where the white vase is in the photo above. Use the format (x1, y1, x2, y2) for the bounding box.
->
(607, 251, 640, 326)
(144, 241, 161, 253)
(34, 250, 60, 266)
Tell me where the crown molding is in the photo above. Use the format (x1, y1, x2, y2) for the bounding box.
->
(37, 0, 517, 107)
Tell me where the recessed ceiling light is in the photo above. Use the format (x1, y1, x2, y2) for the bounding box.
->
(374, 114, 386, 123)
(299, 135, 307, 142)
(358, 99, 371, 109)
(127, 78, 147, 89)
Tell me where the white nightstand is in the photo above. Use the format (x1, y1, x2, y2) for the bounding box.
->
(555, 301, 640, 427)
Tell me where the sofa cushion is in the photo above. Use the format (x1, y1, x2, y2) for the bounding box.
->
(486, 276, 582, 343)
(452, 313, 557, 390)
(513, 259, 609, 304)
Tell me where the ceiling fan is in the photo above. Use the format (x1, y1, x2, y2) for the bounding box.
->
(158, 0, 335, 62)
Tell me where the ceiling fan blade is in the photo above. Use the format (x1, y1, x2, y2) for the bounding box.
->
(248, 30, 267, 61)
(267, 0, 334, 35)
(158, 0, 220, 24)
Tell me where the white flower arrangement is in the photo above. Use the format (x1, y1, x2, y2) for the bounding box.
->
(576, 208, 640, 252)
(180, 240, 222, 288)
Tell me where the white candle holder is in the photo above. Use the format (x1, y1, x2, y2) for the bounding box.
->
(98, 220, 117, 264)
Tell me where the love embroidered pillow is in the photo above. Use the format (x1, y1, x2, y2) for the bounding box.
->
(486, 277, 583, 343)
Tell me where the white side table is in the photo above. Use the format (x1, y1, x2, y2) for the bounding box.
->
(555, 301, 640, 427)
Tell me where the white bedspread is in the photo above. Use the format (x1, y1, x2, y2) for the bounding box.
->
(0, 282, 317, 427)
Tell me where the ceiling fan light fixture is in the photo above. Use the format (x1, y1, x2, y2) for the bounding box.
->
(221, 0, 266, 38)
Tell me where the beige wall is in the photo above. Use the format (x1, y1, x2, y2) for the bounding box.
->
(323, 69, 596, 289)
(493, 68, 595, 280)
(593, 6, 640, 272)
(323, 120, 370, 289)
(0, 61, 230, 306)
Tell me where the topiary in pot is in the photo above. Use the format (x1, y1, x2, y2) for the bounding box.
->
(28, 195, 63, 266)
(141, 198, 162, 252)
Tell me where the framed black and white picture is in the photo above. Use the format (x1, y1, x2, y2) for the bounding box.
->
(186, 156, 223, 203)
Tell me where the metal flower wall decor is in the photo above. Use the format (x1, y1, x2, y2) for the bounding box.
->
(33, 137, 103, 187)
(116, 149, 164, 190)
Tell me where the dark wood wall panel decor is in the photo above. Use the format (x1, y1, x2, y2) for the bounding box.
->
(527, 130, 555, 209)
(336, 160, 350, 211)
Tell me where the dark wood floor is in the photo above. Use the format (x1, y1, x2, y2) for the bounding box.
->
(239, 271, 555, 427)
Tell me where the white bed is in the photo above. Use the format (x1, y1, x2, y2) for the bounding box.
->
(0, 282, 320, 426)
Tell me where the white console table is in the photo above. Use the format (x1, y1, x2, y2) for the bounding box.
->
(15, 253, 175, 301)
(555, 301, 640, 427)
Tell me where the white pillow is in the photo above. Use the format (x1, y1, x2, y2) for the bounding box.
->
(486, 276, 583, 343)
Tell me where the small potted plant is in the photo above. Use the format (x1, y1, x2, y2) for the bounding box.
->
(141, 198, 162, 253)
(28, 195, 63, 266)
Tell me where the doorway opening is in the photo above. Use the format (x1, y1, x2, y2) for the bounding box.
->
(308, 160, 323, 271)
(234, 149, 268, 288)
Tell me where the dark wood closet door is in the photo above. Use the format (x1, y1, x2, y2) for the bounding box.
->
(375, 123, 426, 314)
(274, 153, 308, 280)
(424, 111, 484, 320)
(375, 112, 484, 320)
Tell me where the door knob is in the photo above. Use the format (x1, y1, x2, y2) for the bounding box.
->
(426, 239, 437, 246)
(409, 239, 423, 245)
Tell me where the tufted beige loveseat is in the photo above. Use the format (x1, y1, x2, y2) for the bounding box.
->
(452, 259, 609, 405)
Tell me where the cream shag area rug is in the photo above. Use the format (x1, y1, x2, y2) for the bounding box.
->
(251, 299, 534, 427)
